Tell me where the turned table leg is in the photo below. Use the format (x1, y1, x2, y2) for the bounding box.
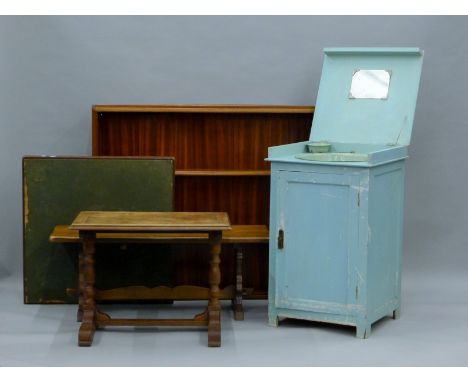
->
(208, 231, 222, 347)
(78, 231, 97, 347)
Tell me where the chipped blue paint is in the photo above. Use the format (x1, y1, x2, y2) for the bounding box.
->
(267, 48, 423, 338)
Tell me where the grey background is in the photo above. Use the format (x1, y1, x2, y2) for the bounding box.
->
(0, 16, 467, 366)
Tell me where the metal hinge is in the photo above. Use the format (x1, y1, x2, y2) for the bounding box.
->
(278, 229, 284, 249)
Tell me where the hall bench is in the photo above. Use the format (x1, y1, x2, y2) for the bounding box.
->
(50, 224, 269, 321)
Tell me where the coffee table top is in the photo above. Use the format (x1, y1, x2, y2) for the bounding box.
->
(69, 211, 231, 232)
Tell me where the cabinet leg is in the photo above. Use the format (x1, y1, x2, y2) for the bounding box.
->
(268, 313, 279, 327)
(393, 308, 401, 320)
(356, 322, 371, 339)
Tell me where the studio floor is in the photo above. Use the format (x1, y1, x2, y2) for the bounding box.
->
(0, 269, 467, 367)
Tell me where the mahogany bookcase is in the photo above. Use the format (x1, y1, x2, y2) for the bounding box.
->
(91, 105, 314, 299)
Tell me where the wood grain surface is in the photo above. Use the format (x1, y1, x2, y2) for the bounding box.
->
(70, 211, 231, 232)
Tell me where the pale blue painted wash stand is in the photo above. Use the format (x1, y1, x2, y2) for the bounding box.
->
(267, 48, 423, 338)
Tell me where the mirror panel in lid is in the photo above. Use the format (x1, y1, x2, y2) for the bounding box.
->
(310, 48, 423, 146)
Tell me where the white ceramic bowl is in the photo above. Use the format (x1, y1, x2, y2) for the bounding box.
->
(307, 142, 331, 153)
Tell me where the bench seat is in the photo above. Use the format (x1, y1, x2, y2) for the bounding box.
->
(50, 224, 269, 244)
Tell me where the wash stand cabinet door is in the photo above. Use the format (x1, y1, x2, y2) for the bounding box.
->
(274, 169, 361, 316)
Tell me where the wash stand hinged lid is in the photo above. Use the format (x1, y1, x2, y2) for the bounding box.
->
(310, 47, 423, 146)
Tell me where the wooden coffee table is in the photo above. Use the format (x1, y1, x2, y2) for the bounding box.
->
(69, 211, 231, 347)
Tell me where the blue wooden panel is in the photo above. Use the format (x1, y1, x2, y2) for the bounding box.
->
(310, 48, 423, 146)
(275, 170, 360, 311)
(367, 161, 405, 322)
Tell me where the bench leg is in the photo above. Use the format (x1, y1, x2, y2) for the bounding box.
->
(232, 245, 244, 321)
(208, 231, 222, 347)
